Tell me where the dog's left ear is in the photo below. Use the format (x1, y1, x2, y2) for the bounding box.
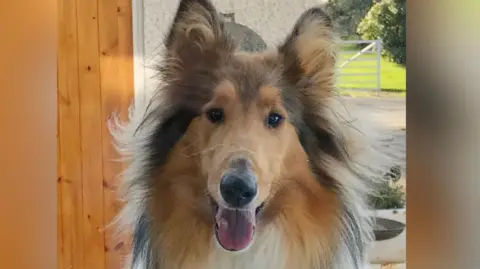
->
(279, 8, 349, 167)
(278, 7, 336, 89)
(162, 0, 234, 77)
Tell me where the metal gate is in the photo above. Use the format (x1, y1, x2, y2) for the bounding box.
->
(337, 39, 382, 92)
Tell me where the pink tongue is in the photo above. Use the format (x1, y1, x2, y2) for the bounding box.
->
(215, 206, 255, 251)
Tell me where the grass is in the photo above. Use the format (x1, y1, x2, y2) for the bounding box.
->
(336, 47, 406, 92)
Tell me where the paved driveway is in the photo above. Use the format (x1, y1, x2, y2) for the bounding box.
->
(344, 97, 406, 130)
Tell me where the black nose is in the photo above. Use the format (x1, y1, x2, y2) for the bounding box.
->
(220, 173, 257, 208)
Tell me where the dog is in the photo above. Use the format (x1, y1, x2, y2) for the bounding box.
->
(110, 0, 391, 268)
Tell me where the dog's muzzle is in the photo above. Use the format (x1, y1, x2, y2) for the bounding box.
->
(211, 157, 263, 252)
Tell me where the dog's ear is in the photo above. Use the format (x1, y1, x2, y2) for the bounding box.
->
(278, 8, 349, 177)
(278, 7, 336, 90)
(162, 0, 234, 78)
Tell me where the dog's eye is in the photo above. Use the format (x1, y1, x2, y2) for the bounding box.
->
(206, 108, 224, 123)
(266, 112, 283, 128)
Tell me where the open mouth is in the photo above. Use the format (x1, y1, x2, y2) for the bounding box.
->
(210, 198, 265, 252)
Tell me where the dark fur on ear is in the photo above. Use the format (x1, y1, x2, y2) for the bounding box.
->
(295, 117, 348, 191)
(146, 108, 198, 173)
(278, 7, 346, 190)
(161, 0, 235, 82)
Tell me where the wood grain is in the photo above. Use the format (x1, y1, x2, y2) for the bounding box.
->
(58, 0, 134, 267)
(57, 100, 63, 269)
(58, 0, 85, 268)
(76, 0, 107, 268)
(98, 0, 134, 268)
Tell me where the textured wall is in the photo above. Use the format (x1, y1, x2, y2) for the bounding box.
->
(141, 0, 327, 97)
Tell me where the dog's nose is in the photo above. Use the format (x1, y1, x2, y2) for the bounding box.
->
(220, 172, 257, 208)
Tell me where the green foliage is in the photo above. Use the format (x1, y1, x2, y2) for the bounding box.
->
(369, 180, 405, 210)
(326, 0, 373, 40)
(357, 0, 406, 65)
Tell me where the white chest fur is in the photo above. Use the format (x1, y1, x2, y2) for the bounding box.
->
(205, 226, 287, 269)
(130, 224, 346, 269)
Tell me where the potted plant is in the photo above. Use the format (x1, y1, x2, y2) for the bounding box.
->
(367, 166, 406, 265)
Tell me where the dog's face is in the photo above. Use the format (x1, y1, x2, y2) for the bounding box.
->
(194, 79, 298, 251)
(152, 0, 338, 252)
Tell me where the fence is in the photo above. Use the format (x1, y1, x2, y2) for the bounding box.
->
(337, 39, 382, 92)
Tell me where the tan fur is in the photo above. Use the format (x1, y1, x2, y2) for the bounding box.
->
(205, 81, 237, 108)
(277, 123, 341, 268)
(257, 86, 283, 108)
(149, 132, 212, 269)
(295, 21, 337, 80)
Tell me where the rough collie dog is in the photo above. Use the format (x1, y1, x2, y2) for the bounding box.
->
(110, 0, 391, 268)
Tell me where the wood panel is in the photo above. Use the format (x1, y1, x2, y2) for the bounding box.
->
(58, 0, 134, 267)
(58, 0, 85, 268)
(57, 102, 64, 269)
(98, 0, 134, 268)
(76, 0, 107, 267)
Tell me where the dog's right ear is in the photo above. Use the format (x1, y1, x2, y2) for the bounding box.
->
(162, 0, 234, 79)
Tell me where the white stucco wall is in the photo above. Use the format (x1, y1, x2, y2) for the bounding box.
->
(137, 0, 327, 99)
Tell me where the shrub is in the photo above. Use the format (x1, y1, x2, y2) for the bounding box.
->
(357, 0, 406, 65)
(325, 0, 374, 40)
(369, 180, 405, 210)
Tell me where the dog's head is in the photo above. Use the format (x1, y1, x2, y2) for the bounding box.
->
(147, 0, 341, 252)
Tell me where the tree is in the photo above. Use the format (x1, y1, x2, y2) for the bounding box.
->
(325, 0, 374, 40)
(357, 0, 406, 65)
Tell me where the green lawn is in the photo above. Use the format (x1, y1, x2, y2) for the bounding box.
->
(336, 49, 406, 92)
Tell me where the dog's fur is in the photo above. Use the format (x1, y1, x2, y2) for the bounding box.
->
(110, 1, 392, 268)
